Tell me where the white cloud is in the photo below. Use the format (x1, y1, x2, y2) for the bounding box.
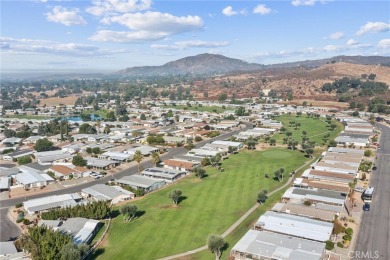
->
(323, 45, 345, 52)
(222, 6, 246, 16)
(86, 0, 152, 16)
(378, 39, 390, 49)
(253, 4, 272, 15)
(151, 40, 230, 50)
(291, 0, 330, 6)
(222, 6, 237, 16)
(91, 12, 203, 42)
(0, 37, 124, 56)
(46, 6, 86, 26)
(90, 30, 168, 42)
(356, 22, 390, 35)
(346, 39, 359, 46)
(326, 31, 344, 40)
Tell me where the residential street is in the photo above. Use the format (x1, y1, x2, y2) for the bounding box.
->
(353, 123, 390, 260)
(0, 123, 251, 241)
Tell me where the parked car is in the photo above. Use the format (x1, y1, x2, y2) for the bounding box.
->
(90, 173, 101, 179)
(363, 203, 370, 211)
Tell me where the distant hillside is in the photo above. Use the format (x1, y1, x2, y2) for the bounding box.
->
(117, 53, 390, 77)
(117, 53, 264, 77)
(267, 55, 390, 69)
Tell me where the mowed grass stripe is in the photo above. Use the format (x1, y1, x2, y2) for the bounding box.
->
(96, 149, 307, 259)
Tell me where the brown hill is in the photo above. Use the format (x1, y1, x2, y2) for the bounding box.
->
(191, 62, 390, 102)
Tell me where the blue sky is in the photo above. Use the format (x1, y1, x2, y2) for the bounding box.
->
(1, 0, 389, 74)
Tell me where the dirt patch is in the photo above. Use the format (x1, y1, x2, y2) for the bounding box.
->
(40, 96, 78, 106)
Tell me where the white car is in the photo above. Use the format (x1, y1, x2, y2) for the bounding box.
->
(354, 187, 365, 193)
(90, 173, 101, 179)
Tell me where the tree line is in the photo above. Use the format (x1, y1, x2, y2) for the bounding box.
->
(41, 201, 110, 220)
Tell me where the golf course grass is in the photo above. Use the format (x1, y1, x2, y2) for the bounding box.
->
(94, 149, 308, 260)
(272, 114, 343, 146)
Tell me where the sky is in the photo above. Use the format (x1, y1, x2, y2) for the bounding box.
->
(1, 0, 389, 75)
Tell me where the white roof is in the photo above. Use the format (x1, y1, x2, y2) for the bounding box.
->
(23, 193, 81, 213)
(211, 140, 242, 147)
(256, 211, 333, 242)
(232, 230, 325, 260)
(15, 171, 49, 185)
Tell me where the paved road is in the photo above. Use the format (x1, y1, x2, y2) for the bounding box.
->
(354, 123, 390, 260)
(0, 123, 252, 241)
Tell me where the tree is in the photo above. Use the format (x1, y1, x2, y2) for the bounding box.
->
(169, 189, 182, 205)
(218, 93, 227, 102)
(364, 150, 373, 157)
(133, 150, 143, 173)
(103, 126, 111, 134)
(235, 106, 246, 116)
(140, 113, 146, 120)
(4, 129, 16, 138)
(257, 189, 268, 204)
(206, 234, 226, 260)
(121, 204, 138, 222)
(269, 138, 276, 146)
(194, 167, 206, 179)
(72, 155, 87, 167)
(152, 152, 160, 167)
(92, 147, 101, 154)
(330, 123, 337, 130)
(18, 156, 32, 165)
(328, 140, 337, 147)
(78, 123, 96, 134)
(274, 169, 283, 182)
(106, 111, 116, 121)
(305, 148, 314, 158)
(285, 131, 292, 138)
(34, 138, 54, 152)
(60, 243, 81, 260)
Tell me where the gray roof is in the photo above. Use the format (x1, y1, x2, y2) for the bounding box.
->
(0, 167, 19, 178)
(86, 157, 116, 168)
(4, 149, 34, 158)
(256, 211, 333, 242)
(232, 230, 325, 260)
(292, 187, 346, 200)
(24, 162, 51, 171)
(141, 167, 185, 179)
(116, 175, 165, 188)
(82, 184, 134, 201)
(0, 242, 18, 256)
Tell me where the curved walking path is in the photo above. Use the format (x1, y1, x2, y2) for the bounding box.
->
(158, 157, 316, 260)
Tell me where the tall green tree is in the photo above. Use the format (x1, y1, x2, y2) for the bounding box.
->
(206, 234, 226, 260)
(133, 150, 143, 173)
(72, 155, 87, 167)
(120, 204, 138, 223)
(34, 138, 54, 152)
(152, 152, 160, 167)
(169, 189, 182, 205)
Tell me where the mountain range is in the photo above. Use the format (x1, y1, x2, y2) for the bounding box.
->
(117, 53, 390, 77)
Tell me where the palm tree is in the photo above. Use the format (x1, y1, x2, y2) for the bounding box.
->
(152, 152, 160, 167)
(133, 150, 143, 173)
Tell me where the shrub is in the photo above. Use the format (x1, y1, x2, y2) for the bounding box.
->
(303, 200, 312, 206)
(23, 219, 30, 225)
(325, 240, 334, 250)
(16, 218, 24, 223)
(337, 242, 344, 248)
(345, 228, 354, 235)
(15, 203, 23, 208)
(343, 234, 352, 241)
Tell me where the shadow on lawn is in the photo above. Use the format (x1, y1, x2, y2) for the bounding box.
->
(178, 195, 188, 204)
(87, 248, 105, 260)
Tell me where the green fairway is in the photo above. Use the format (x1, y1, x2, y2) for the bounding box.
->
(164, 105, 233, 114)
(95, 148, 308, 260)
(272, 114, 343, 146)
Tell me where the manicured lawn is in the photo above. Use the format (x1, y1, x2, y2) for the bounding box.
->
(95, 148, 308, 260)
(272, 114, 343, 146)
(82, 109, 111, 119)
(164, 105, 233, 114)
